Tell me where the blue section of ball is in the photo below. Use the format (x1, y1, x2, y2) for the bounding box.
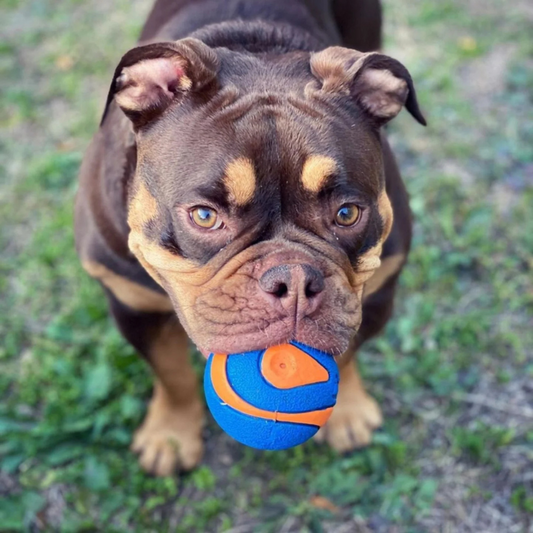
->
(203, 343, 339, 451)
(204, 368, 319, 450)
(225, 343, 338, 413)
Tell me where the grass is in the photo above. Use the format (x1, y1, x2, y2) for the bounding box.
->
(1, 0, 532, 531)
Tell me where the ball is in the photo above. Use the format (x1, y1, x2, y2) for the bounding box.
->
(204, 342, 339, 450)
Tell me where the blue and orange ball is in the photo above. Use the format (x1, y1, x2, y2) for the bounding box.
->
(204, 342, 339, 450)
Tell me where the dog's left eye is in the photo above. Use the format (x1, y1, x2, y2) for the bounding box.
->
(190, 206, 224, 230)
(335, 204, 361, 227)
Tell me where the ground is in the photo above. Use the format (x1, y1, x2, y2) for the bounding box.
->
(0, 0, 532, 531)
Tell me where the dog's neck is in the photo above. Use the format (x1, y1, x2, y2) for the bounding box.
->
(142, 0, 339, 50)
(189, 20, 327, 53)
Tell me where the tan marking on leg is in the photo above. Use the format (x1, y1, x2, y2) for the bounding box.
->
(132, 318, 204, 476)
(301, 155, 337, 193)
(364, 253, 405, 298)
(314, 356, 382, 452)
(82, 260, 173, 312)
(224, 157, 256, 205)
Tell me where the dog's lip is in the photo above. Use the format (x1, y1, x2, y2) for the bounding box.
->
(195, 328, 294, 359)
(195, 326, 351, 359)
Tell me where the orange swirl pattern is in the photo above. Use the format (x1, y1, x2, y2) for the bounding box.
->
(260, 344, 329, 389)
(210, 353, 334, 427)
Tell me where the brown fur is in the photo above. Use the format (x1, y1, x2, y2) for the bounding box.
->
(364, 253, 405, 298)
(115, 57, 191, 113)
(75, 0, 425, 474)
(350, 190, 394, 295)
(310, 46, 426, 125)
(82, 260, 173, 312)
(314, 357, 382, 450)
(130, 318, 204, 475)
(310, 47, 374, 95)
(359, 68, 408, 120)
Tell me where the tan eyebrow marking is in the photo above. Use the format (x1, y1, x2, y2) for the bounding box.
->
(224, 157, 256, 206)
(301, 155, 337, 193)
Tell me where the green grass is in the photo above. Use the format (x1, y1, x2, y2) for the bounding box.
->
(1, 0, 532, 531)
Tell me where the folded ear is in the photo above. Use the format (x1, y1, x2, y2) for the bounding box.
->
(310, 47, 426, 126)
(102, 38, 219, 128)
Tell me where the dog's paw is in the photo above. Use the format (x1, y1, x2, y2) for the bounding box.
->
(131, 400, 204, 476)
(314, 391, 382, 452)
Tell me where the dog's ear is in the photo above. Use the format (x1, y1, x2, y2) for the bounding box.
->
(101, 38, 219, 128)
(310, 46, 426, 126)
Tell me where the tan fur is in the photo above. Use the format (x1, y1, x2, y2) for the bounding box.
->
(377, 188, 394, 239)
(310, 47, 374, 94)
(126, 175, 395, 354)
(115, 57, 190, 113)
(301, 155, 337, 193)
(314, 359, 382, 451)
(224, 157, 256, 205)
(125, 183, 207, 473)
(127, 182, 169, 286)
(82, 260, 173, 312)
(350, 190, 394, 290)
(358, 68, 408, 119)
(131, 319, 204, 475)
(310, 48, 408, 121)
(127, 181, 159, 230)
(127, 182, 217, 333)
(127, 181, 204, 283)
(128, 230, 203, 285)
(364, 253, 405, 298)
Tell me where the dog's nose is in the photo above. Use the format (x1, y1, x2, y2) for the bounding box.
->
(259, 264, 325, 305)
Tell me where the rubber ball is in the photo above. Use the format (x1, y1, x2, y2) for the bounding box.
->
(204, 341, 339, 450)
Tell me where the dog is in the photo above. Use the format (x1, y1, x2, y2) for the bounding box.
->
(75, 0, 425, 476)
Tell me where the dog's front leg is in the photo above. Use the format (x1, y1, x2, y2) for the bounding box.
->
(314, 349, 382, 452)
(107, 293, 204, 476)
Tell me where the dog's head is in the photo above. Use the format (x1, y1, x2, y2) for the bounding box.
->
(105, 38, 425, 355)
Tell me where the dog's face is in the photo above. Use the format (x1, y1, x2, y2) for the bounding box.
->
(108, 39, 424, 355)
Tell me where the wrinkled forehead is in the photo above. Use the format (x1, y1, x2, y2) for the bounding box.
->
(137, 60, 384, 206)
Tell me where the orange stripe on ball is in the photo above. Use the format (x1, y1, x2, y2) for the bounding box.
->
(210, 354, 333, 427)
(261, 344, 329, 389)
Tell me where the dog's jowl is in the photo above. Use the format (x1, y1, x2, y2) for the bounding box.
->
(75, 0, 425, 476)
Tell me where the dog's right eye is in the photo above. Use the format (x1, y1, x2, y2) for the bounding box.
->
(334, 204, 361, 227)
(189, 206, 224, 230)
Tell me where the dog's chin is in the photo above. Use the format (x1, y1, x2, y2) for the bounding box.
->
(197, 346, 212, 359)
(193, 317, 353, 358)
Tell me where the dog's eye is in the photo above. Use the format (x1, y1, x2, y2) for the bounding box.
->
(190, 206, 224, 230)
(335, 204, 361, 227)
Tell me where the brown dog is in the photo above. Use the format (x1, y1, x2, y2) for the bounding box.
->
(75, 0, 425, 476)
